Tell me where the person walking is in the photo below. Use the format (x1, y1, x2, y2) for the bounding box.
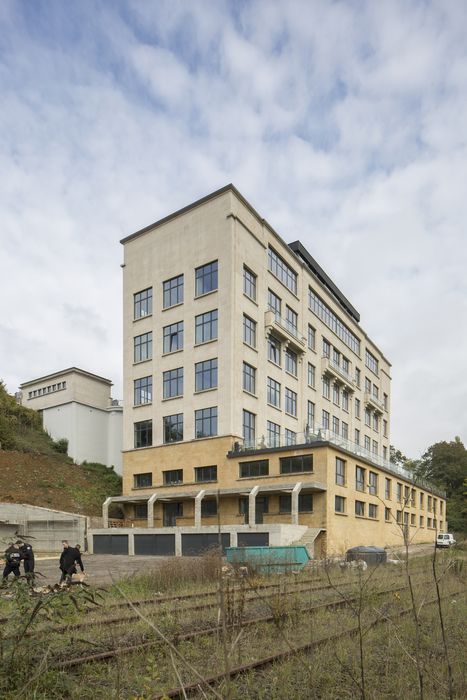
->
(17, 540, 35, 584)
(59, 540, 84, 584)
(2, 542, 21, 582)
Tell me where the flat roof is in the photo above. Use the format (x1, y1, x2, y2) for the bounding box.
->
(20, 367, 113, 389)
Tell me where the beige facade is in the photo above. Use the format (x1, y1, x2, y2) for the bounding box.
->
(109, 185, 445, 555)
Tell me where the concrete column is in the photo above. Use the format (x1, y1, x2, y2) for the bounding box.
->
(249, 486, 259, 526)
(128, 532, 135, 555)
(230, 530, 238, 547)
(102, 497, 113, 529)
(291, 482, 303, 525)
(194, 490, 206, 528)
(147, 493, 158, 528)
(175, 530, 182, 556)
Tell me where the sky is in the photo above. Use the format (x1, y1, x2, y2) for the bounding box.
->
(0, 0, 466, 458)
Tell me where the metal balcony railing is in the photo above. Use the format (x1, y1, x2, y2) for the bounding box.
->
(322, 357, 356, 390)
(265, 309, 305, 350)
(232, 427, 445, 497)
(364, 392, 385, 413)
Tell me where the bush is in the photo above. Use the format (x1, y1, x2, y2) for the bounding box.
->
(52, 438, 69, 454)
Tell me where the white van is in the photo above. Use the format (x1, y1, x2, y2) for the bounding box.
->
(436, 533, 456, 548)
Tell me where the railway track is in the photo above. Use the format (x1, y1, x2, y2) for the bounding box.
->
(150, 589, 465, 699)
(53, 579, 428, 669)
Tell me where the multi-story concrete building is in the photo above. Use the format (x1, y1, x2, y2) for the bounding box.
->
(95, 185, 445, 557)
(20, 368, 123, 473)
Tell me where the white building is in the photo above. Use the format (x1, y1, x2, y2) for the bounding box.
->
(19, 367, 123, 474)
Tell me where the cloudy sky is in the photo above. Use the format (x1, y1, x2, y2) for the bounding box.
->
(0, 0, 466, 458)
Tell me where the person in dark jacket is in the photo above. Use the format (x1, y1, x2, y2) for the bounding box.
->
(17, 540, 35, 582)
(59, 540, 84, 583)
(2, 542, 21, 582)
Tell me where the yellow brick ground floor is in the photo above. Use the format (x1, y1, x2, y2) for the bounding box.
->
(99, 436, 446, 557)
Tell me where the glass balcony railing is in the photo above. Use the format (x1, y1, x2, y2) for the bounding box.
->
(231, 427, 445, 497)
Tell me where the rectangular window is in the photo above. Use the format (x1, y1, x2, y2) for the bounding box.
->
(285, 429, 296, 446)
(372, 384, 379, 399)
(163, 367, 183, 399)
(201, 499, 217, 517)
(355, 500, 365, 517)
(397, 510, 402, 524)
(195, 466, 217, 482)
(163, 274, 184, 309)
(403, 512, 409, 525)
(279, 494, 313, 513)
(267, 420, 280, 447)
(365, 408, 371, 427)
(335, 495, 346, 513)
(332, 416, 339, 434)
(195, 358, 218, 392)
(308, 363, 315, 388)
(195, 260, 218, 297)
(397, 483, 402, 501)
(355, 428, 360, 444)
(364, 435, 371, 451)
(341, 421, 348, 439)
(385, 507, 391, 522)
(134, 288, 152, 319)
(383, 446, 388, 460)
(307, 401, 315, 429)
(285, 388, 297, 416)
(322, 338, 331, 358)
(420, 492, 424, 508)
(163, 413, 183, 443)
(134, 472, 152, 488)
(163, 322, 183, 353)
(268, 289, 281, 319)
(419, 515, 424, 527)
(309, 288, 361, 355)
(243, 410, 255, 444)
(384, 393, 388, 410)
(285, 348, 297, 376)
(369, 471, 378, 495)
(134, 332, 153, 362)
(308, 325, 316, 350)
(333, 348, 340, 366)
(428, 496, 432, 511)
(268, 247, 297, 294)
(385, 478, 391, 499)
(365, 377, 372, 393)
(411, 489, 416, 506)
(383, 419, 388, 437)
(134, 376, 152, 405)
(163, 469, 183, 485)
(333, 383, 340, 406)
(243, 266, 257, 301)
(196, 310, 218, 344)
(267, 377, 281, 407)
(369, 504, 378, 519)
(134, 420, 152, 448)
(322, 376, 330, 399)
(365, 349, 379, 375)
(134, 504, 148, 519)
(335, 458, 346, 486)
(427, 517, 432, 528)
(410, 513, 415, 526)
(372, 440, 378, 455)
(280, 454, 313, 474)
(322, 409, 330, 429)
(355, 398, 361, 419)
(243, 362, 256, 394)
(373, 414, 379, 431)
(355, 367, 361, 387)
(404, 485, 410, 502)
(268, 334, 281, 365)
(239, 459, 269, 478)
(243, 314, 256, 348)
(342, 391, 349, 411)
(285, 305, 298, 335)
(195, 406, 217, 438)
(356, 466, 365, 492)
(342, 357, 350, 374)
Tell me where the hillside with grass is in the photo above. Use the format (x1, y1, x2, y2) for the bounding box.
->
(0, 380, 121, 516)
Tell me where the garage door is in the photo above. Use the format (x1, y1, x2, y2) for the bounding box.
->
(134, 534, 175, 556)
(181, 533, 231, 556)
(237, 532, 269, 547)
(93, 534, 129, 555)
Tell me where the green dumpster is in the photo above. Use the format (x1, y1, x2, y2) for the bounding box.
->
(225, 545, 310, 574)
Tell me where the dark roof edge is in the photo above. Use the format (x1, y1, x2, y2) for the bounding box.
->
(20, 367, 113, 388)
(288, 240, 360, 322)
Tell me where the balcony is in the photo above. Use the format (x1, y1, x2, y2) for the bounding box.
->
(364, 392, 385, 413)
(265, 310, 306, 354)
(321, 357, 356, 392)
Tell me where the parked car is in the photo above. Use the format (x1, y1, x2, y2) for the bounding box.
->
(436, 533, 456, 548)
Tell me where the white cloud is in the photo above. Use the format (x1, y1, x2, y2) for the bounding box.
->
(0, 0, 466, 456)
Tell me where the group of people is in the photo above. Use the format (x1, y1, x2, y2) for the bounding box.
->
(2, 539, 85, 585)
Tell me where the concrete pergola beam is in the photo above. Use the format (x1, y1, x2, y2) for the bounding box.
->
(147, 493, 158, 528)
(291, 482, 303, 525)
(194, 490, 206, 527)
(248, 486, 259, 526)
(102, 496, 114, 528)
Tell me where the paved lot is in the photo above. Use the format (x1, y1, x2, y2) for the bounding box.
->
(33, 554, 175, 587)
